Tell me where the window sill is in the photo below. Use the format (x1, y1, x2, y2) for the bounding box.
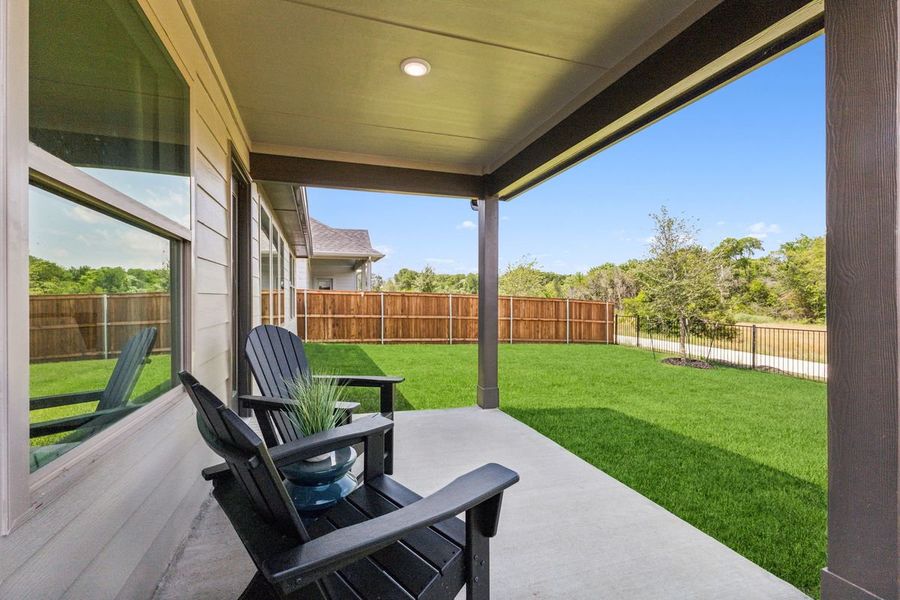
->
(11, 386, 188, 532)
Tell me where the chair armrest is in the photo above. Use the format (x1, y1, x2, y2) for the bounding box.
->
(29, 405, 139, 438)
(239, 395, 360, 415)
(268, 416, 393, 468)
(262, 464, 519, 592)
(30, 390, 103, 411)
(312, 374, 404, 387)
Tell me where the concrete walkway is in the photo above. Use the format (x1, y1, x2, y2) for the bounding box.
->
(617, 335, 827, 380)
(155, 408, 810, 599)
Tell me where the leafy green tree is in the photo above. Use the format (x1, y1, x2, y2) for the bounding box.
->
(635, 207, 728, 358)
(499, 257, 549, 297)
(772, 235, 825, 322)
(586, 262, 639, 307)
(414, 265, 438, 293)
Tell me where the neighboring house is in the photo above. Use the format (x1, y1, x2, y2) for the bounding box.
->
(256, 183, 383, 292)
(307, 218, 384, 291)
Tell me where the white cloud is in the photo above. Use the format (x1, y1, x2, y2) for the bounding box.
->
(746, 222, 781, 239)
(457, 220, 476, 230)
(69, 205, 104, 224)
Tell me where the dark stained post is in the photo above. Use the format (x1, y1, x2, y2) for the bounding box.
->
(824, 2, 900, 598)
(477, 196, 500, 409)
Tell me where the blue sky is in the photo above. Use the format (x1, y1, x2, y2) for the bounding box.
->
(309, 36, 825, 279)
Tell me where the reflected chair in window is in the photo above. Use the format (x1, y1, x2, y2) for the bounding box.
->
(243, 324, 402, 474)
(29, 327, 157, 469)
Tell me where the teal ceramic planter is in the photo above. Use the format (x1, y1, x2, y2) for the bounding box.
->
(281, 446, 357, 515)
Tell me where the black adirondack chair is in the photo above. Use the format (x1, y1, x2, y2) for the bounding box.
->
(244, 324, 402, 474)
(30, 327, 158, 439)
(180, 371, 517, 600)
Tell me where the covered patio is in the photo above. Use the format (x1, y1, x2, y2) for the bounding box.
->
(1, 1, 897, 599)
(155, 408, 806, 599)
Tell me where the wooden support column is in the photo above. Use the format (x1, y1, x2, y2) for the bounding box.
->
(823, 2, 900, 598)
(477, 197, 499, 409)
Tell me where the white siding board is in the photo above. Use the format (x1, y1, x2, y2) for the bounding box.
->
(195, 153, 227, 211)
(195, 222, 229, 267)
(195, 259, 229, 295)
(195, 322, 230, 360)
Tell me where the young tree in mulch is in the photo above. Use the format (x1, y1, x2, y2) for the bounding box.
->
(637, 207, 729, 366)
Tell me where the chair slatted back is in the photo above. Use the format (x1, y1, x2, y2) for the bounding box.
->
(179, 371, 309, 543)
(245, 325, 309, 443)
(99, 327, 157, 411)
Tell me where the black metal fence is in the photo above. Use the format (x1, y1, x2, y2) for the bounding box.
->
(615, 315, 827, 381)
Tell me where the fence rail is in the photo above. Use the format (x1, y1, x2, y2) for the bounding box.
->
(615, 315, 827, 381)
(30, 292, 171, 363)
(299, 290, 615, 344)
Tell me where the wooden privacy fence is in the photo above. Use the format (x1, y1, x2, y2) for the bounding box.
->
(30, 292, 171, 362)
(298, 290, 615, 344)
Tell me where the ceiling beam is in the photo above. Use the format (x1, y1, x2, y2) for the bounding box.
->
(486, 0, 824, 199)
(250, 153, 484, 199)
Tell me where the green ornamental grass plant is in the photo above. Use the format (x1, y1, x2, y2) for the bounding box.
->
(285, 373, 344, 438)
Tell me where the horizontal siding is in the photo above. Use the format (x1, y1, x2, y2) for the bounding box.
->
(0, 0, 251, 598)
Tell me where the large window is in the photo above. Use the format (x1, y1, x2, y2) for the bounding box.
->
(261, 210, 274, 325)
(26, 0, 189, 473)
(30, 0, 191, 227)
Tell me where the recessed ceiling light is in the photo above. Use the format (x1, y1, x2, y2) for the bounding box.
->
(400, 57, 431, 77)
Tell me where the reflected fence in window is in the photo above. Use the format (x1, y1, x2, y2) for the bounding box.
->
(30, 292, 171, 362)
(615, 315, 827, 381)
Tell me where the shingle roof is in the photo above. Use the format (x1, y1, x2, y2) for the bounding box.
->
(310, 219, 384, 259)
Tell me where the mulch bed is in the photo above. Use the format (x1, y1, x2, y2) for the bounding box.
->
(661, 357, 713, 369)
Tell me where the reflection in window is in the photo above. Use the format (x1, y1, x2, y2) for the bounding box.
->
(28, 185, 179, 472)
(29, 0, 191, 226)
(261, 210, 273, 325)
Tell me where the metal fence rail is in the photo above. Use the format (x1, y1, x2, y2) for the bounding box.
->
(615, 315, 827, 381)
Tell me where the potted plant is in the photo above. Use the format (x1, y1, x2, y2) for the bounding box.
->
(281, 374, 358, 515)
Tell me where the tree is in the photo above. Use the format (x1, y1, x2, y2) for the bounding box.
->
(636, 207, 728, 358)
(414, 265, 437, 293)
(586, 262, 639, 307)
(772, 235, 825, 322)
(499, 257, 548, 297)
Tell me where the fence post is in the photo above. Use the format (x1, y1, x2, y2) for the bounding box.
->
(566, 298, 570, 344)
(380, 292, 385, 345)
(448, 293, 453, 345)
(102, 294, 109, 359)
(751, 324, 757, 370)
(636, 315, 640, 348)
(614, 313, 618, 345)
(303, 289, 308, 340)
(509, 296, 514, 344)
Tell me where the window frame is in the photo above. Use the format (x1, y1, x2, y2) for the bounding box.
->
(1, 0, 194, 532)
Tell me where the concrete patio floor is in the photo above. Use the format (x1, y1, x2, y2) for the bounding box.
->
(154, 407, 809, 599)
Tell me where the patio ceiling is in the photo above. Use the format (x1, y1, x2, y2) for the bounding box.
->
(194, 0, 822, 198)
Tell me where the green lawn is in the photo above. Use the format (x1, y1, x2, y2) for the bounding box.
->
(30, 355, 172, 446)
(306, 343, 826, 598)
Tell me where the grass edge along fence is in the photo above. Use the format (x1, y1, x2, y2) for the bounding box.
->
(615, 314, 827, 381)
(299, 289, 615, 345)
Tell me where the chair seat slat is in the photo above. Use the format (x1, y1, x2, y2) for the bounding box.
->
(344, 486, 462, 573)
(366, 477, 466, 547)
(324, 500, 439, 597)
(307, 517, 415, 600)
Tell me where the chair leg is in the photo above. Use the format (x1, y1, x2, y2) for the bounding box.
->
(465, 512, 490, 600)
(379, 383, 395, 475)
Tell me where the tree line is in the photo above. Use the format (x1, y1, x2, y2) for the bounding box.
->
(375, 207, 825, 324)
(29, 256, 170, 295)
